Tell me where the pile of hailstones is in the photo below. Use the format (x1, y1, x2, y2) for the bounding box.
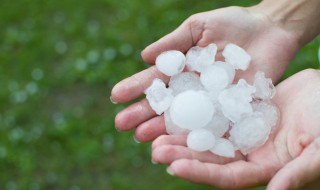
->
(144, 43, 279, 158)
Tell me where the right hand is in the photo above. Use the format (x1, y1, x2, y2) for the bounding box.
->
(111, 6, 300, 142)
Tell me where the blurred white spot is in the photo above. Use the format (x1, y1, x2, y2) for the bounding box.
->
(75, 59, 87, 71)
(87, 20, 100, 34)
(103, 134, 114, 152)
(11, 90, 28, 103)
(53, 112, 66, 130)
(25, 82, 38, 95)
(6, 181, 17, 190)
(32, 68, 44, 80)
(9, 127, 25, 142)
(46, 172, 57, 184)
(55, 41, 68, 54)
(53, 12, 65, 24)
(104, 48, 116, 61)
(86, 50, 99, 63)
(0, 146, 7, 158)
(8, 81, 19, 92)
(119, 44, 132, 56)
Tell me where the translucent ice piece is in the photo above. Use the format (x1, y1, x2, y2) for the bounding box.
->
(170, 90, 215, 130)
(155, 50, 186, 76)
(200, 65, 230, 91)
(210, 138, 235, 158)
(145, 78, 173, 115)
(218, 80, 255, 122)
(253, 71, 276, 100)
(222, 43, 251, 71)
(252, 101, 279, 129)
(229, 112, 271, 155)
(203, 110, 230, 137)
(187, 129, 216, 151)
(186, 43, 217, 72)
(168, 72, 204, 96)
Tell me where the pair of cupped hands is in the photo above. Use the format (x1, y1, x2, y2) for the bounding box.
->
(111, 7, 320, 190)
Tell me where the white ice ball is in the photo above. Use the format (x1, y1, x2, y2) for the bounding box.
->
(155, 50, 186, 76)
(170, 90, 215, 130)
(187, 129, 216, 151)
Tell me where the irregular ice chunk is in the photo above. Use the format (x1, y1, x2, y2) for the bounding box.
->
(168, 72, 204, 96)
(229, 113, 271, 154)
(186, 43, 217, 72)
(253, 71, 276, 100)
(218, 79, 255, 122)
(187, 129, 216, 151)
(170, 90, 215, 130)
(252, 101, 279, 129)
(164, 110, 190, 135)
(155, 50, 186, 76)
(203, 110, 230, 137)
(222, 43, 251, 71)
(210, 138, 235, 158)
(144, 78, 173, 115)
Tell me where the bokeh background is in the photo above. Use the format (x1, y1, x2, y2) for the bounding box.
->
(0, 0, 319, 189)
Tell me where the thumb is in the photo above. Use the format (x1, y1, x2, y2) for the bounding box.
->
(141, 14, 204, 64)
(267, 137, 320, 190)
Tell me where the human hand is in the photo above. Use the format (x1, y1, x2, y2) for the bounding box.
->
(151, 69, 320, 190)
(111, 6, 300, 142)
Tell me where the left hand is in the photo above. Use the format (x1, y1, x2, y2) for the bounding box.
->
(151, 69, 320, 190)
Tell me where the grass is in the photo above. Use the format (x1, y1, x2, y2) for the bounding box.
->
(0, 0, 319, 189)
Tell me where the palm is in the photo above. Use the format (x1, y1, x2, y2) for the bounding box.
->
(111, 6, 300, 142)
(152, 69, 320, 189)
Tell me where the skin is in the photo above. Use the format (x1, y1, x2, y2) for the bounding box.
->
(111, 0, 320, 189)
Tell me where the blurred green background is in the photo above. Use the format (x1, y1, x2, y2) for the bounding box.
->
(0, 0, 319, 189)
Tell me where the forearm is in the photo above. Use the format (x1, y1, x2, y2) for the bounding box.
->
(253, 0, 320, 46)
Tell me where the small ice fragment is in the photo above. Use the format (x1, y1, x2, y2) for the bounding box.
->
(168, 72, 204, 96)
(252, 101, 279, 129)
(210, 138, 235, 158)
(253, 71, 276, 100)
(204, 110, 230, 137)
(200, 65, 230, 91)
(222, 43, 251, 71)
(155, 50, 186, 76)
(144, 78, 173, 115)
(164, 110, 190, 135)
(170, 90, 215, 130)
(186, 43, 217, 72)
(218, 80, 255, 122)
(229, 112, 271, 154)
(187, 129, 216, 151)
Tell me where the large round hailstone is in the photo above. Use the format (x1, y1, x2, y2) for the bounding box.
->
(155, 50, 186, 76)
(170, 90, 215, 130)
(187, 129, 216, 151)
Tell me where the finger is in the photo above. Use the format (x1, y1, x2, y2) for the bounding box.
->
(152, 135, 187, 150)
(168, 159, 271, 189)
(152, 144, 242, 165)
(267, 137, 320, 190)
(115, 98, 156, 131)
(141, 14, 204, 64)
(134, 115, 167, 142)
(111, 66, 169, 103)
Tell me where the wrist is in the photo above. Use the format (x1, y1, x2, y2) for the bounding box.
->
(251, 0, 320, 47)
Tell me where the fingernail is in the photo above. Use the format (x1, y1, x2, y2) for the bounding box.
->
(166, 167, 174, 176)
(110, 96, 118, 104)
(151, 159, 158, 164)
(133, 136, 141, 143)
